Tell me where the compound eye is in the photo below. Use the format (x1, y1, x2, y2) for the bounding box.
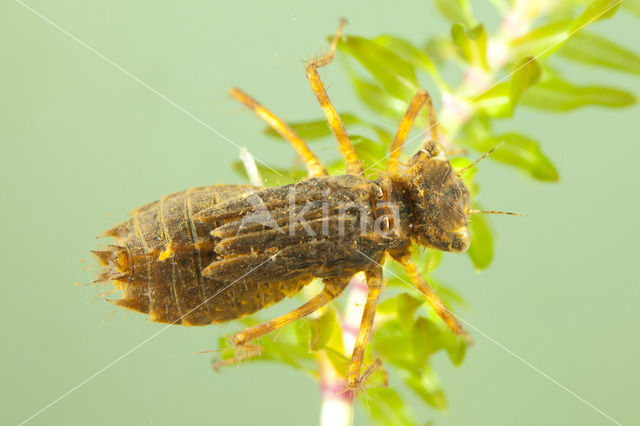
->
(450, 227, 470, 252)
(420, 141, 447, 161)
(381, 216, 390, 232)
(375, 185, 384, 200)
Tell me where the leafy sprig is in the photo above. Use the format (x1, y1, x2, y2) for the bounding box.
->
(225, 1, 639, 425)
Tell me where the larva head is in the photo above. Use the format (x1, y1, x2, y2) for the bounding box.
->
(402, 141, 471, 253)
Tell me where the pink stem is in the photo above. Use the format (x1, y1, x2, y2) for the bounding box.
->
(319, 273, 368, 426)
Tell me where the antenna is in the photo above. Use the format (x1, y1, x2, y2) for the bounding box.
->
(456, 142, 504, 177)
(468, 209, 522, 216)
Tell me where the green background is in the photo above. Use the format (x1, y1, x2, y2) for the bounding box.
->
(2, 1, 638, 425)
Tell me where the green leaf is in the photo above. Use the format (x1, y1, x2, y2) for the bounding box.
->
(424, 36, 459, 64)
(545, 0, 595, 20)
(323, 347, 350, 378)
(397, 293, 425, 331)
(571, 0, 622, 32)
(348, 74, 408, 118)
(367, 388, 417, 426)
(509, 57, 542, 110)
(522, 77, 636, 110)
(411, 316, 443, 365)
(451, 23, 488, 68)
(559, 31, 640, 75)
(338, 35, 419, 100)
(509, 20, 571, 59)
(451, 24, 472, 63)
(424, 249, 443, 272)
(372, 319, 414, 370)
(377, 296, 398, 315)
(623, 0, 640, 16)
(262, 113, 359, 141)
(450, 157, 477, 188)
(435, 0, 477, 28)
(309, 307, 336, 351)
(294, 319, 312, 351)
(351, 134, 388, 174)
(463, 133, 559, 181)
(445, 333, 468, 366)
(374, 34, 448, 89)
(428, 279, 467, 310)
(467, 208, 493, 270)
(468, 24, 488, 68)
(262, 113, 393, 146)
(403, 366, 448, 410)
(461, 114, 491, 142)
(471, 81, 512, 118)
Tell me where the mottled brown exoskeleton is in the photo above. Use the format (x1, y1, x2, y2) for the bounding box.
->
(93, 19, 478, 388)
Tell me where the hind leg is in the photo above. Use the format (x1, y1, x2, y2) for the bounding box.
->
(228, 276, 349, 360)
(305, 19, 362, 175)
(230, 87, 327, 177)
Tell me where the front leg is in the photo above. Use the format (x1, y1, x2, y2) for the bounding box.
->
(395, 253, 465, 335)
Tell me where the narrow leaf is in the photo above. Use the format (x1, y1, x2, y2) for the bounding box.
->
(424, 36, 459, 64)
(445, 334, 468, 366)
(351, 134, 388, 175)
(509, 20, 571, 59)
(571, 0, 622, 32)
(403, 366, 448, 410)
(509, 57, 542, 110)
(348, 74, 408, 118)
(451, 24, 473, 63)
(411, 316, 443, 365)
(374, 34, 448, 89)
(467, 208, 493, 270)
(451, 24, 488, 68)
(262, 113, 392, 145)
(522, 78, 636, 110)
(428, 279, 467, 309)
(262, 113, 359, 141)
(471, 81, 512, 117)
(435, 0, 477, 28)
(492, 133, 559, 182)
(623, 0, 640, 16)
(367, 388, 417, 426)
(372, 319, 413, 367)
(376, 297, 398, 315)
(310, 307, 336, 351)
(464, 133, 559, 182)
(338, 35, 419, 100)
(468, 24, 489, 69)
(294, 319, 312, 351)
(560, 31, 640, 75)
(323, 347, 349, 378)
(397, 293, 425, 331)
(424, 249, 443, 272)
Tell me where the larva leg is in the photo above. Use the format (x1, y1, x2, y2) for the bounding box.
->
(346, 266, 383, 388)
(230, 276, 349, 356)
(396, 254, 465, 335)
(229, 87, 327, 177)
(306, 18, 362, 175)
(386, 89, 439, 175)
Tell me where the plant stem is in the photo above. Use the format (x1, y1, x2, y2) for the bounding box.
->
(319, 272, 368, 426)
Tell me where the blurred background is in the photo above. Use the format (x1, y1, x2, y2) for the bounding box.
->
(1, 1, 638, 425)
